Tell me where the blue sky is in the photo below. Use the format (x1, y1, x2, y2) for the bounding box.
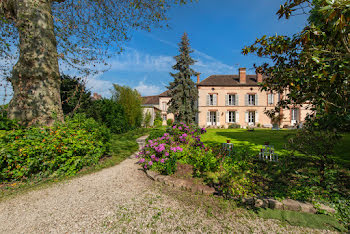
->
(87, 0, 308, 97)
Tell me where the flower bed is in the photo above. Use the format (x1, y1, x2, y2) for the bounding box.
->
(138, 124, 350, 229)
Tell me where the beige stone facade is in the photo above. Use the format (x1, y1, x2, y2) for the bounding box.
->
(142, 68, 312, 128)
(197, 68, 313, 128)
(142, 90, 174, 126)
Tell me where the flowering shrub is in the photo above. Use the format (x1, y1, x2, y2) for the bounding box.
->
(0, 115, 110, 181)
(137, 122, 208, 175)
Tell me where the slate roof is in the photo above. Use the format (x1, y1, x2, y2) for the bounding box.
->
(198, 75, 260, 86)
(142, 90, 171, 106)
(159, 90, 171, 97)
(142, 95, 159, 105)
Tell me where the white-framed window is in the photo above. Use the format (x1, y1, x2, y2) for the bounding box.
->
(248, 111, 255, 123)
(162, 102, 167, 111)
(226, 111, 238, 123)
(162, 114, 167, 121)
(246, 94, 258, 106)
(291, 108, 299, 121)
(207, 94, 217, 106)
(225, 94, 239, 106)
(268, 93, 274, 105)
(245, 111, 259, 124)
(207, 111, 220, 126)
(277, 93, 281, 103)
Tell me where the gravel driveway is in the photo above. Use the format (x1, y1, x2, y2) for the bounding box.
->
(0, 136, 334, 233)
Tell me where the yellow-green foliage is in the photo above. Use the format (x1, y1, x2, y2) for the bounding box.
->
(0, 115, 110, 182)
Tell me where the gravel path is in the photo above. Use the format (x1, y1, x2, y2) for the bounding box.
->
(0, 136, 335, 233)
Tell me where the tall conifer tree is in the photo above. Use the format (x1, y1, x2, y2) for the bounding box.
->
(167, 33, 198, 124)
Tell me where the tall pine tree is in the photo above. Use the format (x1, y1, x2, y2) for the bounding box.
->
(167, 33, 198, 124)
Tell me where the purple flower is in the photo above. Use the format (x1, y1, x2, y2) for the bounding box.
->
(144, 165, 148, 169)
(165, 152, 169, 156)
(178, 126, 182, 130)
(155, 157, 159, 162)
(139, 158, 145, 163)
(148, 161, 153, 166)
(182, 133, 187, 138)
(148, 140, 153, 144)
(146, 151, 150, 154)
(151, 155, 156, 159)
(160, 159, 165, 163)
(173, 125, 177, 129)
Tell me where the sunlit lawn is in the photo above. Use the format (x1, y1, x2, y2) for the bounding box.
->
(201, 128, 350, 165)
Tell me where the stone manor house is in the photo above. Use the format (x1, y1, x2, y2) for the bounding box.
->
(142, 68, 312, 128)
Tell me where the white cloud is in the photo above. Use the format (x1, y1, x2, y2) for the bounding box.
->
(134, 81, 163, 96)
(86, 76, 114, 98)
(108, 48, 174, 73)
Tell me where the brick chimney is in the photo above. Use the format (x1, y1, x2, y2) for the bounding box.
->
(257, 72, 263, 83)
(196, 73, 201, 84)
(239, 68, 246, 84)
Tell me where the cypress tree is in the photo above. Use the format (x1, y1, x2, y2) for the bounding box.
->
(167, 33, 198, 124)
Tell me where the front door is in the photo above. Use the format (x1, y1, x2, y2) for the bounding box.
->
(210, 111, 217, 126)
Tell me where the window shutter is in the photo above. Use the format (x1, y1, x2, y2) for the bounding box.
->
(216, 111, 220, 126)
(255, 111, 259, 123)
(271, 94, 274, 104)
(225, 111, 229, 123)
(297, 108, 300, 122)
(245, 111, 248, 123)
(206, 111, 210, 124)
(268, 94, 271, 104)
(277, 93, 280, 103)
(245, 94, 248, 106)
(236, 111, 239, 123)
(207, 95, 210, 106)
(255, 94, 258, 106)
(225, 95, 228, 106)
(235, 94, 239, 106)
(214, 94, 217, 106)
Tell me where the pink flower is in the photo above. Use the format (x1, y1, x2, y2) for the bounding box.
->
(165, 152, 169, 156)
(160, 159, 165, 163)
(178, 126, 182, 130)
(151, 155, 155, 159)
(139, 158, 145, 163)
(148, 161, 153, 166)
(173, 125, 176, 129)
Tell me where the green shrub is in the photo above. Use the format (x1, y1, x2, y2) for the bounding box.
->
(0, 105, 20, 130)
(228, 123, 240, 129)
(146, 129, 166, 141)
(167, 119, 173, 126)
(0, 115, 110, 182)
(86, 99, 129, 134)
(153, 119, 163, 127)
(143, 111, 152, 128)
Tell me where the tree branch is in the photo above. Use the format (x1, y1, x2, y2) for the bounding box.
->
(0, 0, 16, 21)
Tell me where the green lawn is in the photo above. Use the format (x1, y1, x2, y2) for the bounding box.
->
(201, 129, 350, 165)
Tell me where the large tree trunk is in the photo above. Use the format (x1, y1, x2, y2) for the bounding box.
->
(7, 0, 63, 126)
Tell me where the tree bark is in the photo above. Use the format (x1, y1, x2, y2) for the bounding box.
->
(7, 0, 63, 126)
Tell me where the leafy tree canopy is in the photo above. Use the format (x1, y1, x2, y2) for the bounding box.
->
(112, 84, 143, 129)
(243, 0, 350, 131)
